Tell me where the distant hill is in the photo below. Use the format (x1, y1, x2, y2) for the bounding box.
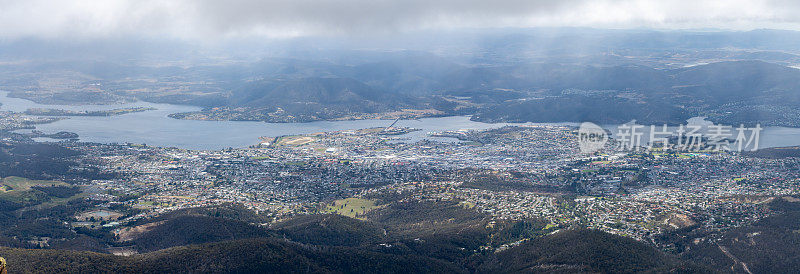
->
(474, 60, 800, 125)
(346, 52, 464, 96)
(8, 50, 800, 125)
(148, 57, 800, 125)
(743, 146, 800, 159)
(472, 95, 689, 124)
(196, 77, 429, 121)
(232, 77, 417, 112)
(671, 60, 800, 103)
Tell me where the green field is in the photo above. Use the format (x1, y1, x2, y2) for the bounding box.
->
(460, 201, 475, 209)
(275, 135, 317, 146)
(0, 176, 66, 192)
(0, 176, 73, 207)
(323, 198, 379, 218)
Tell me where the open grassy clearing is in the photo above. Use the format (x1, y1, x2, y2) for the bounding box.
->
(323, 198, 380, 218)
(0, 176, 66, 192)
(276, 135, 317, 146)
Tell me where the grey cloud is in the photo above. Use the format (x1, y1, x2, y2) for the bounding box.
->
(1, 0, 800, 40)
(184, 0, 579, 36)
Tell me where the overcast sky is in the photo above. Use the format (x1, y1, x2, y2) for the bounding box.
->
(1, 0, 799, 40)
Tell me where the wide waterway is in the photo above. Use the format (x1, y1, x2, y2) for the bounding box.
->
(0, 92, 537, 149)
(2, 91, 800, 150)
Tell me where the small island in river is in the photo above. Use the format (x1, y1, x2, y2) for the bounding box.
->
(24, 107, 156, 116)
(25, 130, 79, 139)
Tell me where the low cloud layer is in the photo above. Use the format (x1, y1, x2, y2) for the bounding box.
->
(1, 0, 800, 40)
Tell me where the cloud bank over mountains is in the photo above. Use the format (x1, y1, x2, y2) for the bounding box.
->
(1, 0, 799, 40)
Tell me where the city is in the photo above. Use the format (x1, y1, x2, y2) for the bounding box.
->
(13, 123, 792, 254)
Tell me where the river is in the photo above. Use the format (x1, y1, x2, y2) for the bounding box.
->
(2, 91, 799, 150)
(0, 92, 537, 149)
